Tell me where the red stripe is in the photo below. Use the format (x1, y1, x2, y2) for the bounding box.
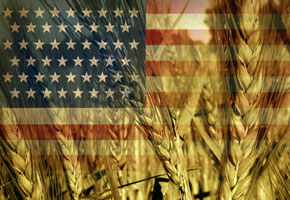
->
(146, 0, 289, 14)
(146, 61, 199, 76)
(146, 61, 290, 76)
(1, 125, 288, 140)
(146, 30, 290, 45)
(146, 30, 198, 45)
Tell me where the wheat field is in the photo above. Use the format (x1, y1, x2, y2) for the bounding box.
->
(1, 0, 290, 199)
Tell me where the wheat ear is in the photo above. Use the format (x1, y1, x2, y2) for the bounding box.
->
(134, 97, 192, 200)
(107, 123, 129, 199)
(0, 124, 43, 199)
(53, 125, 82, 200)
(217, 1, 266, 199)
(200, 79, 224, 148)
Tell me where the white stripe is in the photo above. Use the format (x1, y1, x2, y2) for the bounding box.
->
(0, 108, 289, 125)
(146, 45, 290, 61)
(146, 14, 288, 30)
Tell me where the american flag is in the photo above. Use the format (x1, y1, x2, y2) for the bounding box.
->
(0, 0, 148, 199)
(0, 0, 214, 198)
(1, 0, 290, 199)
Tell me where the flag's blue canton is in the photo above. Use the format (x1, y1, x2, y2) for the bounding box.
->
(0, 0, 145, 108)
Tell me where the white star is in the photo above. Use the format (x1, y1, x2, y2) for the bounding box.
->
(74, 22, 83, 32)
(81, 72, 92, 83)
(113, 8, 123, 18)
(34, 39, 44, 50)
(58, 88, 67, 98)
(10, 22, 20, 32)
(50, 39, 60, 50)
(73, 88, 83, 98)
(105, 22, 115, 32)
(90, 23, 99, 32)
(130, 72, 139, 82)
(19, 72, 28, 82)
(97, 40, 107, 50)
(82, 8, 91, 17)
(113, 39, 123, 50)
(34, 72, 44, 82)
(120, 88, 130, 99)
(3, 8, 12, 18)
(89, 56, 99, 67)
(50, 72, 60, 83)
(3, 72, 13, 82)
(19, 8, 28, 18)
(19, 39, 28, 49)
(26, 22, 36, 33)
(58, 56, 67, 67)
(66, 72, 76, 83)
(89, 88, 99, 98)
(105, 56, 115, 67)
(112, 72, 123, 83)
(98, 8, 107, 18)
(129, 8, 139, 18)
(129, 39, 139, 49)
(42, 22, 51, 33)
(34, 7, 44, 18)
(66, 8, 75, 18)
(26, 56, 36, 66)
(42, 56, 51, 67)
(42, 88, 52, 98)
(10, 88, 20, 98)
(82, 39, 91, 50)
(105, 88, 114, 99)
(121, 57, 131, 67)
(58, 23, 67, 32)
(10, 56, 20, 67)
(26, 88, 36, 98)
(120, 22, 130, 33)
(50, 8, 60, 18)
(66, 39, 75, 50)
(97, 72, 107, 83)
(73, 56, 83, 67)
(3, 39, 12, 49)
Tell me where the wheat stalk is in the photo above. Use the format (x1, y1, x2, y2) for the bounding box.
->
(210, 0, 273, 199)
(130, 93, 192, 200)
